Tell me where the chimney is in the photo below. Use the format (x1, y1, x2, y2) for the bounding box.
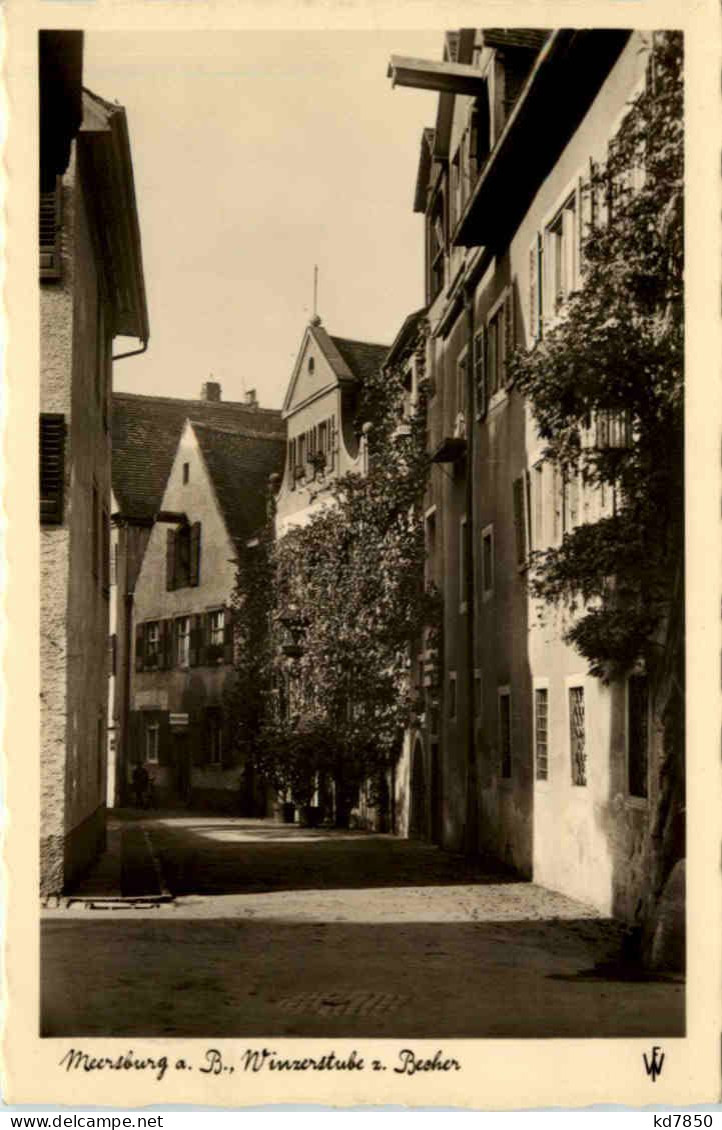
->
(245, 389, 258, 408)
(201, 381, 221, 402)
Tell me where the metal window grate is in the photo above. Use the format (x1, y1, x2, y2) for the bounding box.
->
(535, 688, 548, 780)
(569, 686, 586, 786)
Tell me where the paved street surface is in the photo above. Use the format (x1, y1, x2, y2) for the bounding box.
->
(41, 811, 684, 1038)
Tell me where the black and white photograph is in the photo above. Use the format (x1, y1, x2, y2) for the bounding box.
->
(4, 0, 720, 1111)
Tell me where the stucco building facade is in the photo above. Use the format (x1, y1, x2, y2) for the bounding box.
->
(40, 33, 149, 895)
(127, 405, 285, 808)
(392, 29, 675, 922)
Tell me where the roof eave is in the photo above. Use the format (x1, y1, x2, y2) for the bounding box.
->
(454, 29, 632, 249)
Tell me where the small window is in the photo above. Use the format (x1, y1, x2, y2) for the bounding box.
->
(534, 687, 549, 781)
(499, 689, 512, 778)
(545, 192, 578, 319)
(145, 622, 160, 669)
(183, 462, 190, 484)
(627, 674, 649, 799)
(175, 616, 190, 668)
(448, 671, 457, 720)
(207, 608, 225, 662)
(146, 722, 159, 764)
(308, 356, 315, 374)
(482, 525, 494, 600)
(456, 351, 468, 420)
(569, 684, 587, 786)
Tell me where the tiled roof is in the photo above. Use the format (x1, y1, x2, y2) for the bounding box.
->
(112, 392, 284, 520)
(482, 29, 549, 52)
(191, 421, 286, 547)
(328, 336, 391, 386)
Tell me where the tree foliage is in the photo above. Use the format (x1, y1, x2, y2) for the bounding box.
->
(229, 323, 436, 815)
(508, 31, 683, 681)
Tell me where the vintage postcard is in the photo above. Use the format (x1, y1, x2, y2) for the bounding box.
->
(3, 0, 721, 1110)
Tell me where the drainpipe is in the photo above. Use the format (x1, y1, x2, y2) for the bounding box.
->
(463, 285, 479, 856)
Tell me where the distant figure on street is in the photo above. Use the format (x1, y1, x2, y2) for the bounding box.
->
(132, 764, 149, 808)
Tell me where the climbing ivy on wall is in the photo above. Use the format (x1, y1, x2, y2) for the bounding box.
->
(509, 31, 683, 683)
(229, 323, 436, 818)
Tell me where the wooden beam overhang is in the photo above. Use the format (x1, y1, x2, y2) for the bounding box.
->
(453, 29, 631, 251)
(387, 55, 487, 97)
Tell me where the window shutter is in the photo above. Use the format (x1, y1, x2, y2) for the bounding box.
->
(503, 289, 515, 387)
(474, 329, 487, 420)
(165, 619, 175, 670)
(134, 623, 145, 672)
(39, 179, 62, 281)
(189, 614, 200, 667)
(223, 606, 234, 665)
(39, 413, 66, 524)
(189, 521, 201, 587)
(512, 476, 527, 566)
(165, 529, 176, 591)
(528, 240, 538, 345)
(328, 417, 336, 472)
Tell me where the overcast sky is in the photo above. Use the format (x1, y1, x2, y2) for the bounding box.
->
(83, 31, 440, 410)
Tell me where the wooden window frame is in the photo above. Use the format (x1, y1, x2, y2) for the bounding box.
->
(533, 679, 550, 782)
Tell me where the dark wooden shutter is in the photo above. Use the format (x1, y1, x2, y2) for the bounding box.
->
(134, 623, 145, 672)
(189, 521, 201, 586)
(39, 413, 65, 524)
(166, 529, 176, 591)
(190, 613, 202, 667)
(474, 328, 487, 420)
(161, 619, 172, 670)
(223, 606, 234, 664)
(503, 290, 515, 387)
(512, 476, 527, 566)
(39, 179, 62, 280)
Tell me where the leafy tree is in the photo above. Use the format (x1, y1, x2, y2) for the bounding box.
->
(509, 31, 684, 950)
(229, 322, 436, 824)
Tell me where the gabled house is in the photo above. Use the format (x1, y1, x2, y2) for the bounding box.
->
(391, 28, 675, 923)
(275, 317, 390, 536)
(128, 414, 285, 809)
(108, 383, 283, 806)
(39, 32, 149, 896)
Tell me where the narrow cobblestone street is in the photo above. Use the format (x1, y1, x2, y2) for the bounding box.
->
(40, 811, 684, 1039)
